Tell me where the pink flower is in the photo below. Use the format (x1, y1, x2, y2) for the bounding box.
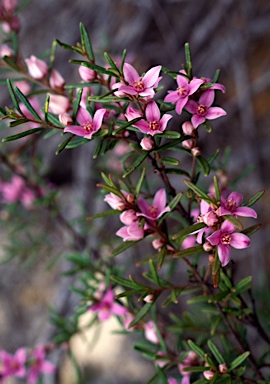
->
(185, 89, 226, 128)
(120, 209, 138, 225)
(114, 63, 162, 98)
(133, 101, 172, 136)
(48, 94, 70, 114)
(0, 175, 37, 208)
(0, 347, 27, 379)
(89, 288, 128, 321)
(168, 378, 179, 384)
(116, 221, 145, 241)
(27, 346, 55, 384)
(137, 188, 170, 221)
(49, 69, 65, 89)
(25, 55, 48, 79)
(164, 71, 204, 115)
(15, 80, 31, 94)
(217, 192, 257, 218)
(125, 105, 142, 121)
(207, 220, 250, 266)
(182, 121, 194, 135)
(64, 107, 106, 139)
(178, 351, 198, 384)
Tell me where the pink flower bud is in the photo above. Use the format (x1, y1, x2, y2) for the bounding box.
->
(182, 139, 195, 149)
(218, 363, 228, 373)
(191, 147, 201, 157)
(202, 211, 218, 227)
(49, 69, 65, 89)
(140, 137, 154, 150)
(48, 94, 70, 114)
(0, 44, 13, 57)
(182, 121, 194, 135)
(143, 294, 154, 303)
(144, 320, 159, 344)
(59, 112, 72, 126)
(126, 193, 135, 204)
(25, 55, 48, 79)
(152, 238, 165, 250)
(203, 370, 215, 380)
(203, 241, 213, 252)
(79, 65, 96, 82)
(120, 209, 137, 225)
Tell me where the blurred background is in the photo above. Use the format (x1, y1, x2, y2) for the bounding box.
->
(0, 0, 270, 383)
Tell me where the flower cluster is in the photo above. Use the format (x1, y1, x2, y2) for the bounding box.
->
(0, 345, 55, 384)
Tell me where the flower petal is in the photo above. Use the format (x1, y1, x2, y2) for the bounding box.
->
(111, 302, 128, 316)
(235, 207, 257, 218)
(185, 100, 198, 114)
(207, 230, 221, 246)
(76, 107, 92, 125)
(199, 89, 215, 107)
(218, 244, 231, 266)
(164, 91, 179, 104)
(230, 233, 250, 249)
(189, 78, 204, 95)
(228, 192, 243, 206)
(206, 107, 227, 120)
(123, 63, 139, 85)
(221, 220, 235, 233)
(93, 108, 106, 130)
(191, 114, 205, 128)
(64, 125, 85, 137)
(143, 65, 162, 88)
(145, 101, 160, 122)
(176, 96, 188, 115)
(153, 188, 166, 211)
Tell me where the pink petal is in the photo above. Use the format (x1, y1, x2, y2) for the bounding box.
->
(40, 361, 56, 374)
(134, 120, 152, 134)
(221, 220, 235, 233)
(218, 244, 231, 266)
(176, 74, 189, 87)
(76, 107, 92, 125)
(199, 89, 215, 107)
(153, 188, 166, 211)
(207, 230, 221, 246)
(123, 63, 139, 85)
(228, 192, 243, 206)
(188, 78, 204, 95)
(102, 288, 114, 304)
(127, 222, 145, 240)
(143, 65, 162, 88)
(230, 233, 250, 249)
(206, 107, 227, 120)
(93, 108, 106, 130)
(235, 207, 257, 218)
(191, 114, 205, 128)
(185, 100, 198, 114)
(145, 101, 160, 122)
(176, 96, 189, 114)
(111, 302, 128, 316)
(15, 348, 27, 363)
(98, 310, 111, 321)
(211, 83, 226, 93)
(137, 197, 151, 215)
(118, 84, 138, 95)
(116, 226, 130, 241)
(64, 125, 85, 137)
(164, 91, 179, 104)
(200, 199, 210, 215)
(159, 113, 172, 131)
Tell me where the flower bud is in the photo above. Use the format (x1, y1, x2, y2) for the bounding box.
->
(182, 139, 195, 149)
(126, 193, 135, 204)
(202, 211, 218, 227)
(49, 69, 65, 89)
(48, 94, 70, 114)
(143, 294, 155, 303)
(120, 209, 137, 225)
(203, 370, 215, 380)
(59, 112, 72, 126)
(25, 55, 48, 79)
(209, 254, 215, 263)
(140, 137, 154, 151)
(0, 44, 13, 57)
(182, 121, 194, 135)
(79, 65, 96, 82)
(191, 147, 201, 157)
(219, 363, 228, 373)
(203, 241, 213, 252)
(152, 238, 165, 250)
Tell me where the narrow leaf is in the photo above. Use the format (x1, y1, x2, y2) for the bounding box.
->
(7, 79, 21, 113)
(172, 222, 206, 240)
(229, 351, 250, 371)
(184, 180, 213, 203)
(111, 240, 141, 257)
(241, 223, 262, 237)
(161, 156, 179, 166)
(246, 190, 264, 207)
(135, 167, 146, 197)
(129, 303, 153, 328)
(71, 60, 117, 77)
(80, 22, 95, 60)
(207, 340, 225, 365)
(196, 155, 210, 176)
(155, 130, 181, 139)
(2, 127, 44, 142)
(104, 52, 120, 73)
(187, 340, 205, 359)
(174, 245, 203, 258)
(213, 175, 220, 201)
(72, 88, 82, 120)
(56, 135, 73, 155)
(113, 117, 142, 135)
(123, 152, 148, 178)
(110, 275, 138, 289)
(14, 86, 42, 121)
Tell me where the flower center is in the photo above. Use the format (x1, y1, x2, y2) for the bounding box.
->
(197, 104, 208, 116)
(225, 198, 237, 211)
(148, 121, 159, 131)
(133, 78, 145, 92)
(148, 205, 158, 218)
(177, 85, 188, 97)
(83, 121, 93, 133)
(221, 233, 231, 244)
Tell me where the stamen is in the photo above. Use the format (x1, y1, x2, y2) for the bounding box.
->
(133, 78, 145, 92)
(221, 233, 231, 244)
(177, 86, 188, 97)
(83, 121, 93, 133)
(148, 205, 158, 218)
(197, 104, 207, 116)
(148, 121, 159, 131)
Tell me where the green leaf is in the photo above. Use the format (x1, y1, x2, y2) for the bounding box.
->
(212, 69, 220, 83)
(66, 137, 89, 149)
(233, 276, 252, 295)
(80, 22, 95, 60)
(149, 259, 161, 286)
(135, 167, 146, 197)
(187, 295, 210, 304)
(113, 117, 142, 135)
(246, 190, 264, 207)
(229, 351, 250, 371)
(104, 52, 120, 73)
(129, 302, 153, 328)
(161, 156, 179, 166)
(71, 60, 117, 77)
(2, 127, 44, 142)
(207, 340, 225, 365)
(196, 155, 211, 176)
(241, 224, 262, 237)
(184, 180, 214, 203)
(172, 222, 206, 240)
(44, 94, 50, 123)
(165, 168, 190, 177)
(110, 275, 138, 289)
(183, 366, 209, 373)
(155, 130, 181, 139)
(173, 245, 204, 258)
(55, 39, 75, 51)
(155, 365, 168, 384)
(7, 79, 21, 113)
(187, 340, 205, 359)
(120, 49, 127, 72)
(56, 135, 74, 155)
(185, 42, 192, 76)
(88, 95, 128, 103)
(213, 175, 220, 201)
(152, 137, 183, 152)
(14, 86, 42, 121)
(9, 118, 29, 127)
(111, 240, 142, 257)
(123, 151, 148, 178)
(2, 56, 21, 71)
(86, 209, 120, 221)
(72, 88, 82, 120)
